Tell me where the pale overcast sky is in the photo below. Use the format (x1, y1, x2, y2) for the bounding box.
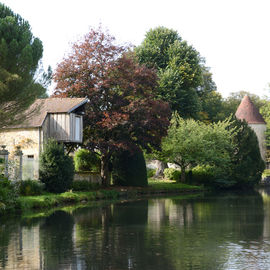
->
(1, 0, 270, 98)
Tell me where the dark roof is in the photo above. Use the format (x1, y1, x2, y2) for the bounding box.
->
(235, 95, 266, 124)
(3, 98, 87, 128)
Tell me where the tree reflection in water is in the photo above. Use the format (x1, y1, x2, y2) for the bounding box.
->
(0, 191, 267, 270)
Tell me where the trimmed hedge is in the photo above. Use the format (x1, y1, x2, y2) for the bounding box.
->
(112, 149, 148, 187)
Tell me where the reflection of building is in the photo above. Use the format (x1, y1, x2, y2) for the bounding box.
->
(235, 95, 266, 161)
(147, 199, 194, 230)
(258, 189, 270, 238)
(5, 225, 42, 270)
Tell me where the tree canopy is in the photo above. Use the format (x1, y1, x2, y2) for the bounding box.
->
(161, 113, 265, 188)
(135, 26, 217, 119)
(161, 113, 234, 182)
(0, 4, 50, 127)
(54, 27, 170, 186)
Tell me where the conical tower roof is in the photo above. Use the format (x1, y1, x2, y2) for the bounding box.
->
(235, 95, 266, 124)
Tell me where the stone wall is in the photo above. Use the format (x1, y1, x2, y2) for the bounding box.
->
(0, 128, 41, 180)
(74, 171, 102, 185)
(0, 128, 40, 158)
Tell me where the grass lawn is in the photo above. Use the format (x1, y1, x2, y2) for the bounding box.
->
(148, 179, 203, 191)
(17, 190, 119, 211)
(16, 179, 202, 212)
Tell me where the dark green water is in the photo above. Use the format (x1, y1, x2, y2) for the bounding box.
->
(1, 189, 270, 270)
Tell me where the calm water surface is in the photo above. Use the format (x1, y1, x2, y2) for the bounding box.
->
(1, 189, 270, 269)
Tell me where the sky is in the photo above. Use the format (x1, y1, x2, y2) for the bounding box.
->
(1, 0, 270, 98)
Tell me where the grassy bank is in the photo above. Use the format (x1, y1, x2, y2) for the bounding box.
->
(16, 180, 203, 212)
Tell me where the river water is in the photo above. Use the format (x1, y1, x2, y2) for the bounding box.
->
(1, 189, 270, 270)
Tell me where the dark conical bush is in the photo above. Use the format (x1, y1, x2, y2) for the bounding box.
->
(229, 118, 265, 188)
(39, 139, 74, 193)
(112, 149, 148, 187)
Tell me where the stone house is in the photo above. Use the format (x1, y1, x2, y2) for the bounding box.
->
(0, 97, 88, 179)
(235, 95, 267, 161)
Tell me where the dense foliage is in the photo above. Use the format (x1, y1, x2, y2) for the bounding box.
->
(135, 26, 217, 120)
(163, 168, 182, 181)
(0, 4, 50, 127)
(54, 27, 170, 186)
(16, 179, 44, 196)
(74, 149, 100, 172)
(0, 177, 18, 212)
(71, 180, 99, 191)
(112, 149, 148, 187)
(39, 139, 74, 193)
(228, 118, 265, 188)
(162, 113, 234, 182)
(161, 113, 265, 188)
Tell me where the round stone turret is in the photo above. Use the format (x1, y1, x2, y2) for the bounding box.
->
(235, 95, 266, 161)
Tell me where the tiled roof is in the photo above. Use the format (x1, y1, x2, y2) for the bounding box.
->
(235, 95, 266, 124)
(4, 98, 87, 128)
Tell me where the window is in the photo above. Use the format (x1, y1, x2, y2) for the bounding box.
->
(75, 116, 81, 141)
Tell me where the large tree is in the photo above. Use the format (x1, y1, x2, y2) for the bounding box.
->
(161, 113, 234, 182)
(0, 4, 50, 127)
(135, 27, 217, 119)
(54, 28, 170, 186)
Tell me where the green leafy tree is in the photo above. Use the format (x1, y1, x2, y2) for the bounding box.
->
(39, 139, 74, 193)
(136, 27, 217, 119)
(0, 4, 51, 127)
(161, 113, 234, 182)
(197, 66, 223, 122)
(199, 91, 223, 123)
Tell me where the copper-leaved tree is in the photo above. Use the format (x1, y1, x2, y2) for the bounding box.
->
(54, 28, 170, 186)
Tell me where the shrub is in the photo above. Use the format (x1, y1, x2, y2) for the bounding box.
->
(112, 149, 148, 187)
(0, 177, 18, 211)
(17, 180, 44, 196)
(39, 139, 74, 193)
(147, 168, 156, 178)
(74, 149, 100, 172)
(262, 169, 270, 178)
(71, 180, 99, 191)
(189, 166, 215, 185)
(164, 168, 181, 181)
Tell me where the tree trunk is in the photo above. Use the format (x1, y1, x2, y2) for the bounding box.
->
(101, 155, 111, 187)
(154, 160, 168, 178)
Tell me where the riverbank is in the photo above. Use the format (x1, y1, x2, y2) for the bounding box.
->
(16, 180, 203, 212)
